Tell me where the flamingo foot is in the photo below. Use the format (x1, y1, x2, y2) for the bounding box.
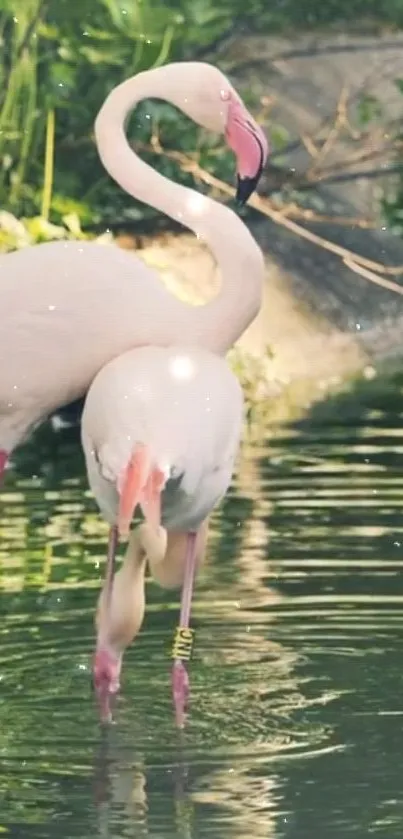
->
(172, 659, 190, 728)
(0, 450, 8, 482)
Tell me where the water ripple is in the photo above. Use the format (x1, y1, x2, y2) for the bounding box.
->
(1, 398, 403, 836)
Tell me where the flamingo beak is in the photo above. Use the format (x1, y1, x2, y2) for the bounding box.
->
(235, 118, 268, 205)
(225, 97, 269, 205)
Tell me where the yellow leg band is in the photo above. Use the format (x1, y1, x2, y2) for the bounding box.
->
(171, 626, 195, 661)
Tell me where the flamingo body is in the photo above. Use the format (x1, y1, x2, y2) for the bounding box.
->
(0, 241, 189, 451)
(81, 344, 243, 533)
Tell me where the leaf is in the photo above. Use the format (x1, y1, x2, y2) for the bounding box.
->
(51, 194, 93, 223)
(37, 22, 60, 39)
(187, 0, 229, 26)
(49, 61, 76, 91)
(79, 25, 116, 41)
(270, 123, 290, 151)
(356, 93, 382, 126)
(62, 212, 87, 237)
(100, 0, 138, 31)
(79, 44, 126, 66)
(24, 215, 67, 241)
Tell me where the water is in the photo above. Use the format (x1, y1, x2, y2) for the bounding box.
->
(1, 375, 403, 838)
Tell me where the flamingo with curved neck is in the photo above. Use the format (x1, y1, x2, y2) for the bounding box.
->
(94, 61, 267, 354)
(0, 61, 267, 474)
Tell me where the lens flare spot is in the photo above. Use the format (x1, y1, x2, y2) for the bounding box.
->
(169, 354, 195, 381)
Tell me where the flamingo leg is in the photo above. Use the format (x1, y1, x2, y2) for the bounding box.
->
(171, 531, 198, 728)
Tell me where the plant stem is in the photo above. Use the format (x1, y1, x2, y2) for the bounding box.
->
(151, 25, 175, 69)
(41, 107, 55, 221)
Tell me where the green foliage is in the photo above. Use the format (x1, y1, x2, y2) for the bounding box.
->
(0, 0, 273, 231)
(1, 0, 403, 232)
(0, 209, 112, 251)
(356, 93, 383, 127)
(228, 344, 275, 427)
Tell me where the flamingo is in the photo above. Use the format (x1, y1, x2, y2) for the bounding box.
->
(94, 520, 209, 723)
(0, 61, 267, 479)
(81, 344, 243, 725)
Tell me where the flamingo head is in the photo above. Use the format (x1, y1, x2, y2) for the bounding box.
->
(222, 88, 269, 205)
(92, 646, 121, 724)
(162, 62, 269, 206)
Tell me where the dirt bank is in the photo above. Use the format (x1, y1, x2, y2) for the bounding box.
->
(116, 231, 370, 422)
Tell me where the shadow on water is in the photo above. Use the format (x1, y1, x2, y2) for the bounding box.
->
(1, 371, 403, 836)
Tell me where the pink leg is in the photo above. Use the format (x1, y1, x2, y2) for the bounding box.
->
(171, 531, 198, 728)
(0, 450, 8, 482)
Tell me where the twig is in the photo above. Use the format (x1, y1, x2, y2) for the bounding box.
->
(308, 84, 350, 174)
(137, 136, 403, 283)
(343, 259, 403, 296)
(300, 133, 320, 159)
(279, 204, 375, 229)
(144, 135, 374, 228)
(301, 164, 402, 189)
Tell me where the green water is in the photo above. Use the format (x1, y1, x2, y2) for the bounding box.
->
(1, 376, 403, 838)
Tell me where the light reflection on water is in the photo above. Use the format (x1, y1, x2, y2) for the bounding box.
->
(1, 376, 403, 837)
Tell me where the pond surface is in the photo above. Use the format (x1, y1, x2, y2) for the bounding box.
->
(1, 376, 403, 838)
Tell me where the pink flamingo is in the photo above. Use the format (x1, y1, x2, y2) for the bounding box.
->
(81, 344, 243, 725)
(0, 61, 267, 481)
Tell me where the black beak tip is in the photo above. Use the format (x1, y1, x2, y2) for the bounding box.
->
(235, 174, 259, 206)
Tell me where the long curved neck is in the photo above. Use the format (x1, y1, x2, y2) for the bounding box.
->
(94, 65, 264, 354)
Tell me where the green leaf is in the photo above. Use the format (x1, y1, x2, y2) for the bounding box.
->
(51, 194, 93, 224)
(356, 93, 382, 126)
(270, 123, 290, 151)
(24, 215, 67, 241)
(79, 25, 116, 41)
(62, 212, 86, 237)
(79, 44, 127, 66)
(37, 22, 60, 39)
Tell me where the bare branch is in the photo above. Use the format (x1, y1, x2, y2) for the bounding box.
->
(136, 134, 403, 287)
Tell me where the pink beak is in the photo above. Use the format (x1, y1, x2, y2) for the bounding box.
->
(225, 96, 269, 205)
